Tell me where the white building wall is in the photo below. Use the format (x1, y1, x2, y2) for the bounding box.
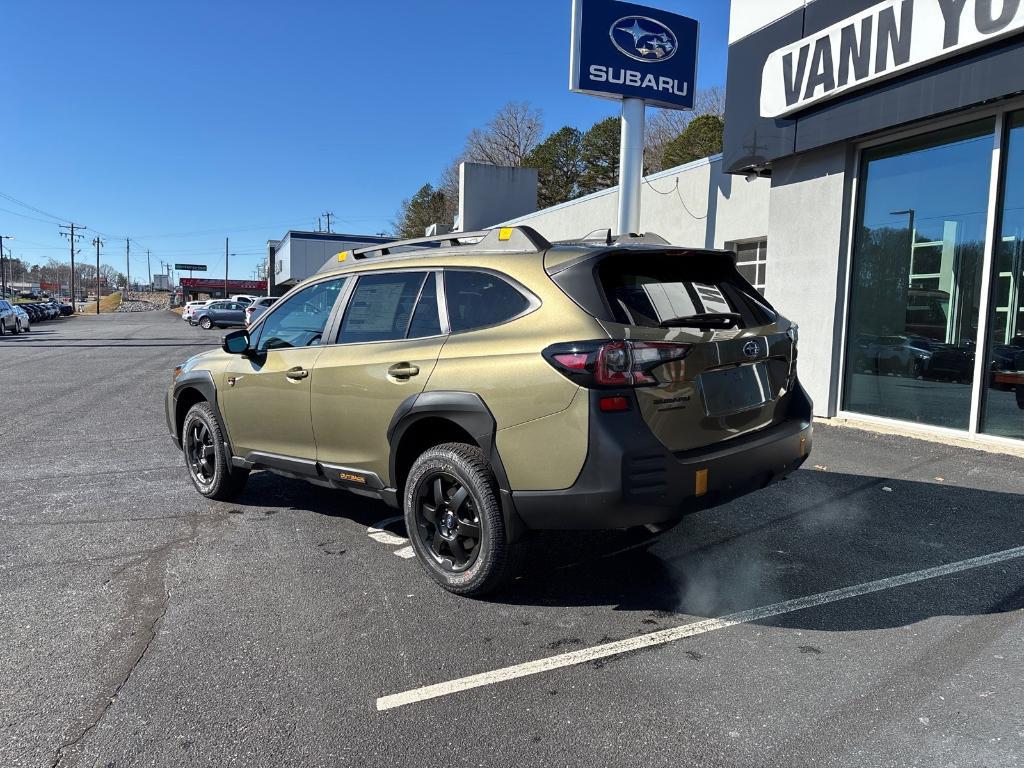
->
(459, 163, 538, 232)
(728, 0, 810, 43)
(274, 238, 292, 283)
(765, 144, 854, 417)
(499, 155, 771, 251)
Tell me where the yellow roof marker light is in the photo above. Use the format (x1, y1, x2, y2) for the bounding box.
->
(337, 251, 349, 262)
(498, 228, 513, 242)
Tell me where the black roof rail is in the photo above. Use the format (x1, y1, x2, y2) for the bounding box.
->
(552, 230, 671, 247)
(612, 232, 670, 245)
(349, 225, 551, 260)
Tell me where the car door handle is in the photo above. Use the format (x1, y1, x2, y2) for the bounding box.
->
(387, 363, 420, 380)
(285, 367, 309, 380)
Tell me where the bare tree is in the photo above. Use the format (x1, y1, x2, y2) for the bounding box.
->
(463, 101, 544, 167)
(645, 109, 691, 172)
(644, 86, 727, 172)
(694, 84, 726, 118)
(438, 159, 461, 223)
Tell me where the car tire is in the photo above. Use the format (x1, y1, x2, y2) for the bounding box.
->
(181, 402, 249, 500)
(404, 442, 520, 597)
(0, 321, 5, 336)
(199, 316, 213, 330)
(1016, 386, 1024, 411)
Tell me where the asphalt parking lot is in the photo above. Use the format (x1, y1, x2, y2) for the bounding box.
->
(1, 311, 1022, 768)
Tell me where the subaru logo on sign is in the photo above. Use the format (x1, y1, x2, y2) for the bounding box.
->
(743, 341, 761, 360)
(570, 1, 698, 111)
(610, 16, 677, 62)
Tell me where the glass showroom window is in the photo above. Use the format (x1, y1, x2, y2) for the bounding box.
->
(843, 120, 995, 430)
(729, 238, 767, 295)
(981, 112, 1024, 440)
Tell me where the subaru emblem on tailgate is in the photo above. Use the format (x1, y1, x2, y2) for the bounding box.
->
(743, 340, 761, 359)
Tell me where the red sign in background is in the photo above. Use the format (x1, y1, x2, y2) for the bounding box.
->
(180, 278, 265, 291)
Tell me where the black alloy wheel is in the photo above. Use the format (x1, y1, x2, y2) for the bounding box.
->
(414, 471, 482, 573)
(403, 443, 520, 596)
(185, 419, 217, 490)
(180, 401, 249, 500)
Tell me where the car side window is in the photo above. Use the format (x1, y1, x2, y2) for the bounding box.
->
(338, 272, 434, 344)
(444, 270, 530, 333)
(407, 273, 442, 339)
(254, 277, 347, 352)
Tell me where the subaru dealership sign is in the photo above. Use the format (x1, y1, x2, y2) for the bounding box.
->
(761, 0, 1024, 118)
(570, 0, 699, 110)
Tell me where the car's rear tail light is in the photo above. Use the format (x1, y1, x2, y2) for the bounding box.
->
(544, 340, 691, 388)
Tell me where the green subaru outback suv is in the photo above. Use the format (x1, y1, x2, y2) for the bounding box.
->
(168, 226, 812, 595)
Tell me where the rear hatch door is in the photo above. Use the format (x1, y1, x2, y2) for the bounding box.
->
(550, 248, 797, 452)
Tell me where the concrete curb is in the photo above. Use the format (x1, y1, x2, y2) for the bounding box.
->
(818, 417, 1024, 459)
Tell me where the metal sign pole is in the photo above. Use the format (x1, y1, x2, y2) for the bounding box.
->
(617, 97, 646, 236)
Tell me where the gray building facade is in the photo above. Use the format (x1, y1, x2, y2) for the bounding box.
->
(724, 0, 1024, 447)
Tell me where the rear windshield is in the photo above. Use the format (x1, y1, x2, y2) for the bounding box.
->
(593, 252, 776, 329)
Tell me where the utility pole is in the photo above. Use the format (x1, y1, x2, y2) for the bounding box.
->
(92, 236, 103, 314)
(125, 239, 131, 297)
(59, 223, 86, 308)
(0, 234, 14, 298)
(322, 211, 334, 233)
(146, 249, 152, 288)
(224, 237, 229, 297)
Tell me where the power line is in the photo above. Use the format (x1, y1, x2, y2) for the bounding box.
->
(0, 206, 68, 225)
(0, 192, 70, 224)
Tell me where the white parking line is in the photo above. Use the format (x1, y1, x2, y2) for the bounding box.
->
(367, 516, 409, 547)
(376, 544, 1024, 711)
(367, 517, 418, 558)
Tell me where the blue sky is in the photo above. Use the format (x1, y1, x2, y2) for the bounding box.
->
(2, 0, 729, 281)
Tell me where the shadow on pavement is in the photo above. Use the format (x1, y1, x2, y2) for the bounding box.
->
(230, 467, 1023, 631)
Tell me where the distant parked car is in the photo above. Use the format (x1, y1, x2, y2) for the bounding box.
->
(0, 300, 19, 334)
(58, 302, 74, 316)
(182, 300, 212, 323)
(12, 305, 30, 332)
(244, 296, 278, 326)
(231, 294, 258, 304)
(192, 300, 247, 329)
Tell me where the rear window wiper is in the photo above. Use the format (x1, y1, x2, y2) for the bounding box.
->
(658, 312, 742, 329)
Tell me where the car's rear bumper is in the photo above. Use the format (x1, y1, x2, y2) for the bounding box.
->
(512, 383, 813, 530)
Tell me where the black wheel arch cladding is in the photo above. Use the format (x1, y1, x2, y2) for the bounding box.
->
(387, 391, 512, 491)
(172, 370, 240, 473)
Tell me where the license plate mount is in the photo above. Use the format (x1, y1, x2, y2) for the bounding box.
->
(699, 363, 771, 417)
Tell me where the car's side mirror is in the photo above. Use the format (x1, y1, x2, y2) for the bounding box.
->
(222, 329, 251, 355)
